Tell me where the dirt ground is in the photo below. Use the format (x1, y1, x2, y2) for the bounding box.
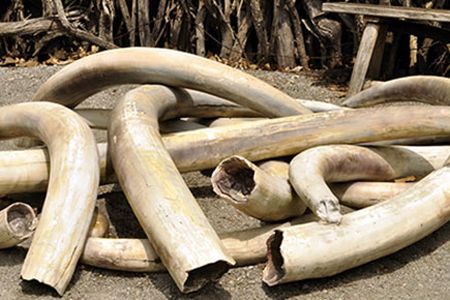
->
(0, 65, 449, 300)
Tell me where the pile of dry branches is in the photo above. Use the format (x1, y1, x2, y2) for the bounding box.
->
(0, 0, 448, 75)
(0, 47, 449, 295)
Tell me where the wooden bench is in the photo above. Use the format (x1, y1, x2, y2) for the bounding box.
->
(322, 3, 450, 96)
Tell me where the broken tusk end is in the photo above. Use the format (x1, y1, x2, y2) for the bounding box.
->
(316, 199, 343, 224)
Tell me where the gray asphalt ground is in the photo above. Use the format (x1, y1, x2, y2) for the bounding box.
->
(0, 65, 449, 300)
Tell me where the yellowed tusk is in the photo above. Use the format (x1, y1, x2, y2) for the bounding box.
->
(80, 214, 322, 273)
(211, 157, 306, 221)
(33, 47, 311, 116)
(290, 144, 450, 223)
(332, 181, 413, 208)
(263, 165, 450, 286)
(212, 145, 449, 222)
(2, 107, 450, 195)
(0, 102, 99, 295)
(344, 75, 450, 108)
(0, 203, 36, 249)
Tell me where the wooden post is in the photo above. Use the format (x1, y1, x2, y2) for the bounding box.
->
(347, 20, 386, 96)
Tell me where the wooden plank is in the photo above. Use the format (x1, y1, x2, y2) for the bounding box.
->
(387, 19, 450, 43)
(347, 22, 382, 96)
(367, 24, 387, 79)
(323, 3, 450, 23)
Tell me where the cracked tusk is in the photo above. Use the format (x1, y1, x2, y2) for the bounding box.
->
(289, 144, 450, 223)
(344, 76, 450, 108)
(2, 107, 450, 194)
(0, 203, 36, 249)
(263, 164, 450, 286)
(33, 47, 311, 116)
(0, 102, 99, 295)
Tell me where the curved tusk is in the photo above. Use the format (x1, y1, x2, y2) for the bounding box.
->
(75, 98, 347, 130)
(343, 75, 450, 108)
(263, 164, 450, 286)
(289, 144, 450, 224)
(212, 145, 449, 222)
(0, 102, 99, 295)
(333, 181, 413, 209)
(0, 203, 36, 249)
(33, 47, 311, 116)
(80, 214, 322, 273)
(2, 106, 450, 194)
(88, 208, 110, 238)
(108, 85, 238, 293)
(211, 157, 306, 221)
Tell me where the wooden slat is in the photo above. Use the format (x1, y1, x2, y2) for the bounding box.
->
(323, 3, 450, 23)
(347, 23, 384, 96)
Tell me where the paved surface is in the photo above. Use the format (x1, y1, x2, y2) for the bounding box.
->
(0, 65, 449, 300)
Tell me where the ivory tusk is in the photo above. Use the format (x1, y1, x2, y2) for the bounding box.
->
(211, 157, 306, 221)
(80, 214, 322, 273)
(290, 144, 450, 223)
(0, 102, 99, 295)
(263, 165, 450, 286)
(74, 98, 347, 131)
(108, 85, 238, 293)
(0, 203, 36, 249)
(33, 47, 311, 116)
(333, 181, 413, 208)
(2, 106, 450, 194)
(212, 145, 448, 222)
(88, 208, 109, 238)
(343, 76, 450, 108)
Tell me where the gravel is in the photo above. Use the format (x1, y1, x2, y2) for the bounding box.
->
(0, 65, 449, 300)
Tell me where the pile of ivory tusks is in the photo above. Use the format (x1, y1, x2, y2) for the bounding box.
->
(0, 47, 449, 295)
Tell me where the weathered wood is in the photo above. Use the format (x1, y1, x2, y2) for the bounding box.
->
(249, 0, 270, 62)
(367, 24, 387, 79)
(348, 22, 385, 96)
(322, 3, 450, 23)
(137, 0, 153, 46)
(0, 18, 62, 36)
(195, 0, 207, 56)
(53, 0, 118, 49)
(117, 0, 135, 46)
(386, 19, 450, 43)
(273, 0, 296, 68)
(287, 0, 309, 69)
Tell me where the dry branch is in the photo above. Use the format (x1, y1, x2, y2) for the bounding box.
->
(53, 0, 118, 50)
